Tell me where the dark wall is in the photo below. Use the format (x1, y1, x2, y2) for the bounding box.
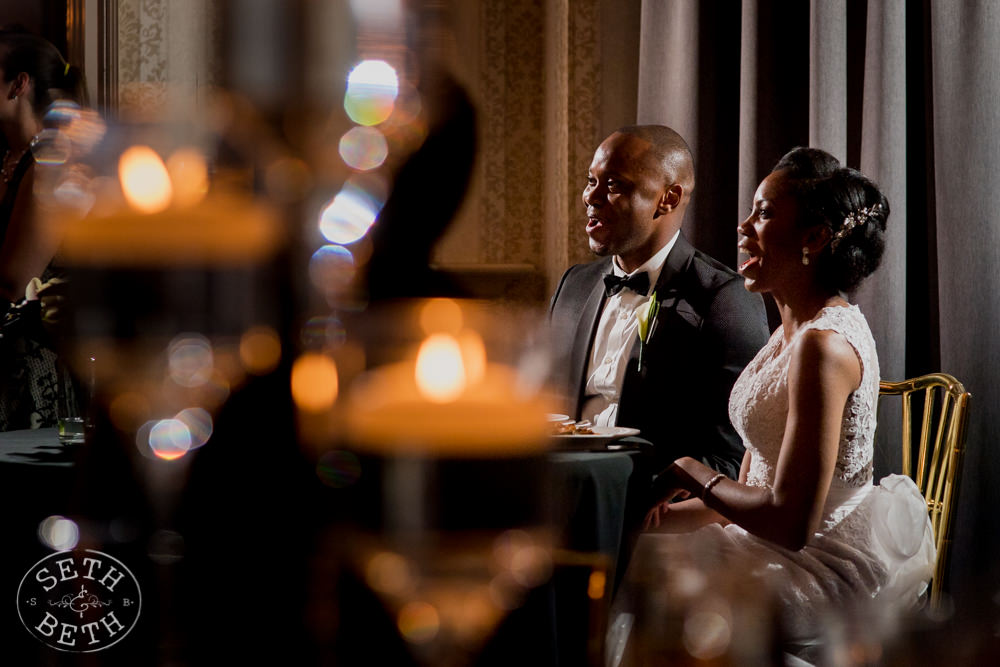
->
(0, 0, 68, 56)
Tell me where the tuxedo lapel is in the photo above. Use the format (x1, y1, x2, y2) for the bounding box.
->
(654, 233, 695, 295)
(625, 235, 694, 372)
(567, 260, 610, 416)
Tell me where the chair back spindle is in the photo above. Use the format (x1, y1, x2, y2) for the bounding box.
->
(878, 372, 970, 609)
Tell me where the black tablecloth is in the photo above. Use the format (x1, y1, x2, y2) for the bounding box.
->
(0, 427, 77, 468)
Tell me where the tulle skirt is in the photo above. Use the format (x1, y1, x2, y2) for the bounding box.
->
(625, 474, 935, 642)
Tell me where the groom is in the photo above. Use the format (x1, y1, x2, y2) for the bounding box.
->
(549, 125, 769, 480)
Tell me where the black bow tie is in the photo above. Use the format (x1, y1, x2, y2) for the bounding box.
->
(603, 271, 650, 297)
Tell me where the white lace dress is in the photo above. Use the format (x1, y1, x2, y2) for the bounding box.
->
(631, 305, 935, 642)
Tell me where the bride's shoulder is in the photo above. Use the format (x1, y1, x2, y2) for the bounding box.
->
(787, 326, 863, 390)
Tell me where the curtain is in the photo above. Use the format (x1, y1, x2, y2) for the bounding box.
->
(637, 0, 1000, 608)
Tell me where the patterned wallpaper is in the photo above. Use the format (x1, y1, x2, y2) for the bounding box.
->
(117, 0, 165, 113)
(116, 0, 220, 117)
(478, 0, 546, 268)
(444, 0, 601, 303)
(110, 0, 608, 304)
(558, 0, 602, 272)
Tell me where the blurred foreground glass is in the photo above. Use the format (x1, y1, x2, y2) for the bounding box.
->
(302, 299, 559, 666)
(34, 98, 286, 464)
(608, 532, 782, 666)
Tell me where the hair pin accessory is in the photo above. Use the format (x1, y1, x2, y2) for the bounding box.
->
(831, 203, 881, 251)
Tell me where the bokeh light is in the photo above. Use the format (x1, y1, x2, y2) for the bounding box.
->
(338, 126, 388, 171)
(291, 353, 339, 412)
(33, 127, 71, 166)
(38, 516, 80, 551)
(318, 179, 383, 243)
(344, 59, 399, 126)
(166, 147, 209, 207)
(587, 570, 606, 600)
(493, 530, 552, 588)
(51, 165, 97, 216)
(397, 601, 440, 644)
(42, 99, 82, 128)
(119, 145, 172, 213)
(41, 101, 106, 160)
(174, 407, 213, 449)
(145, 419, 193, 460)
(168, 334, 214, 388)
(316, 449, 362, 488)
(239, 325, 282, 375)
(309, 244, 356, 293)
(415, 334, 466, 403)
(683, 608, 732, 660)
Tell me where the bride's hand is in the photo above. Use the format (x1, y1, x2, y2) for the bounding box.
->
(643, 483, 692, 531)
(643, 501, 666, 529)
(643, 490, 693, 530)
(650, 460, 696, 502)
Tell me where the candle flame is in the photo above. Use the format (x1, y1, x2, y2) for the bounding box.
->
(415, 333, 466, 402)
(119, 145, 173, 213)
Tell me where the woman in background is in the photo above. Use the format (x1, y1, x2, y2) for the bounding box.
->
(0, 29, 86, 430)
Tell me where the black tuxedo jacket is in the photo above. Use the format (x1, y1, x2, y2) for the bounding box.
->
(548, 234, 770, 478)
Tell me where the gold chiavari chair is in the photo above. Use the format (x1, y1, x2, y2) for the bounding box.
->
(878, 373, 971, 608)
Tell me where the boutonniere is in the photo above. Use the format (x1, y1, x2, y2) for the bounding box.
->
(635, 290, 660, 372)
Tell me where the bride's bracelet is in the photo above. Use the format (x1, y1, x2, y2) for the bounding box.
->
(702, 473, 726, 500)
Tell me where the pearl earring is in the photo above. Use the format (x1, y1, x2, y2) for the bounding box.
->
(801, 247, 810, 265)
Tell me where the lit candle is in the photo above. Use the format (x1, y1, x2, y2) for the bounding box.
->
(56, 144, 283, 267)
(345, 329, 550, 456)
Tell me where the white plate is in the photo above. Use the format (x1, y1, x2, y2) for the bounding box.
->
(547, 413, 570, 422)
(550, 425, 640, 448)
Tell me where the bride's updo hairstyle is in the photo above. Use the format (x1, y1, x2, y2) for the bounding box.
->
(772, 147, 889, 293)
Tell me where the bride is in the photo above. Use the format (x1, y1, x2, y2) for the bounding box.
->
(615, 147, 935, 661)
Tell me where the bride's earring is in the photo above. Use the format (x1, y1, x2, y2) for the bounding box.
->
(801, 247, 810, 265)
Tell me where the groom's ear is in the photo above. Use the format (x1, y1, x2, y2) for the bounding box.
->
(657, 184, 683, 214)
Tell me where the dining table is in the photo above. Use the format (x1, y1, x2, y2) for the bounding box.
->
(0, 427, 80, 550)
(480, 437, 652, 666)
(0, 423, 652, 665)
(0, 426, 77, 468)
(0, 428, 84, 655)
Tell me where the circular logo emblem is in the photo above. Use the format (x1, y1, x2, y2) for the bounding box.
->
(16, 549, 141, 652)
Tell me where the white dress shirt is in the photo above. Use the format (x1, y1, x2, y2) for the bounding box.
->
(581, 233, 678, 426)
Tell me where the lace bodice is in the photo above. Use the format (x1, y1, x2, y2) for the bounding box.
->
(729, 305, 879, 492)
